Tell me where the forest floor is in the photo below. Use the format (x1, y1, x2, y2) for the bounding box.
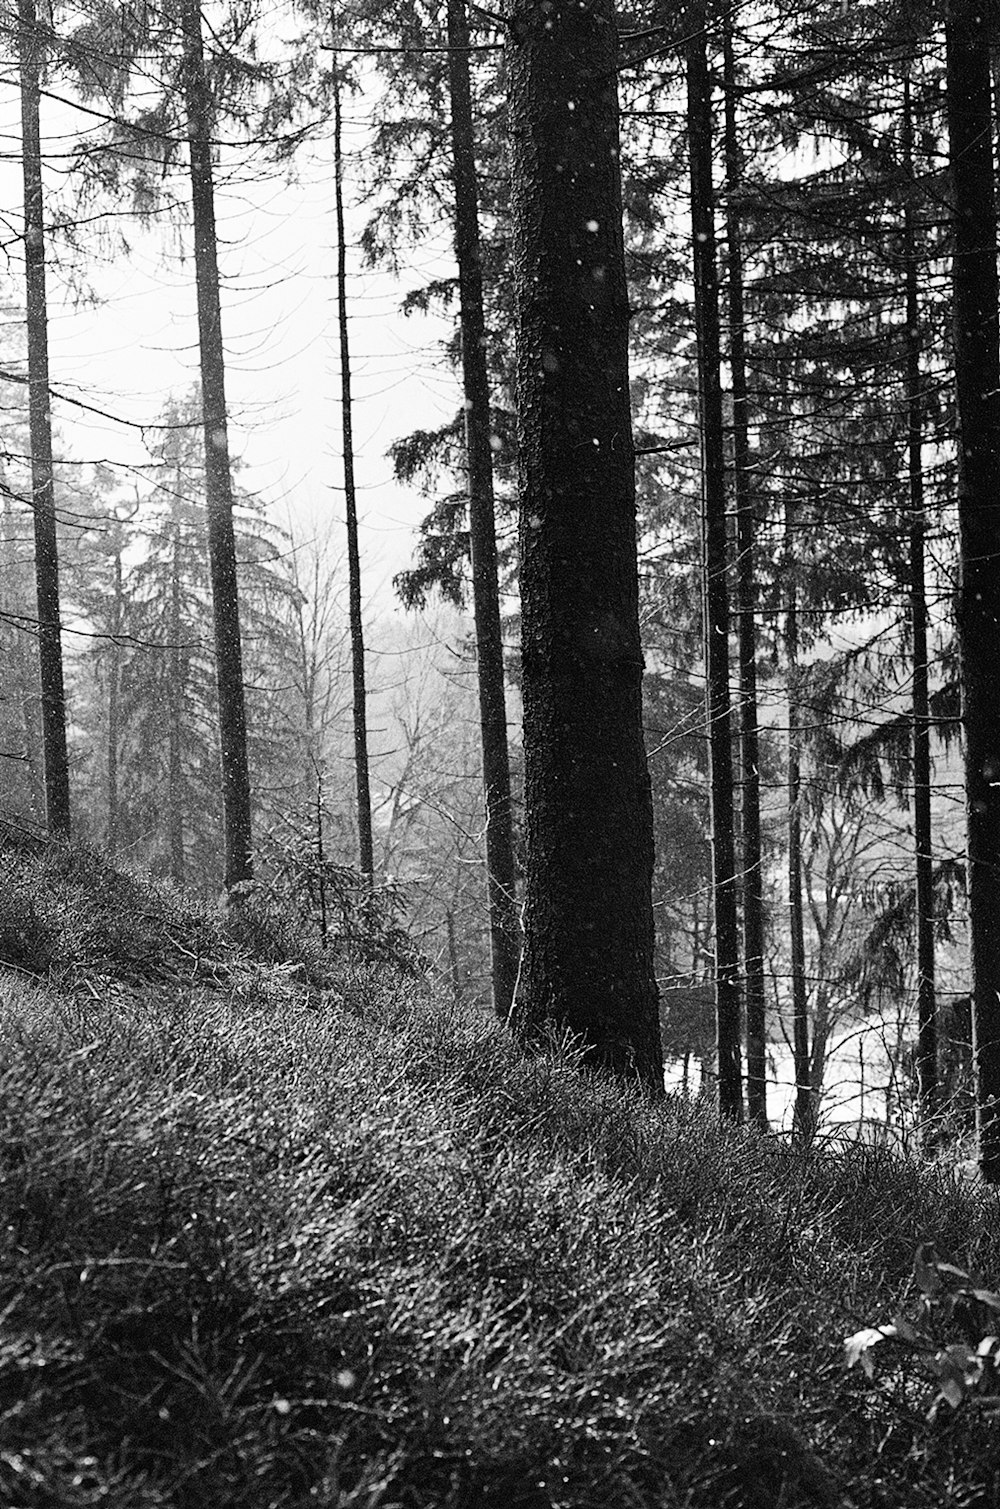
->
(1, 837, 1000, 1508)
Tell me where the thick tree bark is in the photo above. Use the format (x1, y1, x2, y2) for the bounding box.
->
(332, 69, 374, 881)
(722, 16, 764, 1128)
(687, 5, 742, 1120)
(446, 0, 520, 1018)
(180, 0, 253, 891)
(902, 72, 937, 1147)
(946, 0, 1000, 1182)
(507, 0, 664, 1094)
(18, 0, 70, 838)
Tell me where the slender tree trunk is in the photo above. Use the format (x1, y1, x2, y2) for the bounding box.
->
(446, 0, 520, 1018)
(294, 563, 318, 791)
(180, 0, 252, 891)
(903, 72, 937, 1147)
(18, 0, 69, 838)
(18, 640, 45, 825)
(315, 765, 328, 943)
(687, 4, 742, 1121)
(722, 15, 764, 1129)
(809, 981, 831, 1107)
(106, 518, 124, 853)
(507, 0, 664, 1094)
(446, 908, 463, 1006)
(168, 517, 185, 888)
(786, 497, 811, 1143)
(946, 0, 1000, 1182)
(332, 68, 374, 880)
(21, 673, 45, 823)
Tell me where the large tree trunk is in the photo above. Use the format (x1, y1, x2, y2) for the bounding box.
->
(332, 68, 374, 881)
(18, 0, 70, 838)
(903, 71, 937, 1148)
(507, 0, 664, 1094)
(180, 0, 252, 891)
(446, 0, 520, 1018)
(687, 4, 742, 1120)
(946, 0, 1000, 1182)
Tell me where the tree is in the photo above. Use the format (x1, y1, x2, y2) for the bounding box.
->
(332, 60, 375, 882)
(179, 0, 253, 891)
(117, 457, 222, 886)
(61, 0, 271, 885)
(784, 490, 812, 1142)
(373, 618, 498, 995)
(901, 63, 937, 1145)
(722, 10, 766, 1130)
(70, 392, 299, 890)
(506, 0, 664, 1092)
(17, 0, 70, 836)
(70, 476, 140, 854)
(445, 0, 519, 1018)
(686, 0, 742, 1121)
(716, 4, 954, 1139)
(946, 0, 1000, 1182)
(0, 492, 45, 825)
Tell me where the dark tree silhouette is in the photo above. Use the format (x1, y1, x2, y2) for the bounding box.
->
(18, 0, 70, 837)
(946, 0, 1000, 1181)
(722, 14, 766, 1130)
(507, 0, 664, 1093)
(687, 1, 742, 1120)
(902, 67, 937, 1145)
(332, 64, 375, 881)
(180, 0, 253, 890)
(786, 492, 812, 1144)
(446, 0, 520, 1017)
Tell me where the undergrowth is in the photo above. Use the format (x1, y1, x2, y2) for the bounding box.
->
(2, 842, 1000, 1507)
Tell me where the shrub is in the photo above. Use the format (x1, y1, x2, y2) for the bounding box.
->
(846, 1242, 1000, 1417)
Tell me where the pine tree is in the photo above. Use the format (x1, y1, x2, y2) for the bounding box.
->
(946, 0, 1000, 1182)
(0, 492, 45, 825)
(328, 60, 376, 884)
(179, 0, 252, 890)
(901, 62, 937, 1144)
(686, 0, 741, 1120)
(55, 0, 283, 887)
(17, 0, 70, 836)
(722, 12, 766, 1129)
(445, 0, 519, 1018)
(85, 393, 300, 890)
(506, 0, 663, 1092)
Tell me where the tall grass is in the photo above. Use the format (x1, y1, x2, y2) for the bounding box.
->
(2, 846, 1000, 1507)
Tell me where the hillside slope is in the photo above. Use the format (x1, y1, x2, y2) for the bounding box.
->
(1, 839, 998, 1508)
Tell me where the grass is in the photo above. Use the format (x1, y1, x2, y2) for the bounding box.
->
(2, 842, 1000, 1506)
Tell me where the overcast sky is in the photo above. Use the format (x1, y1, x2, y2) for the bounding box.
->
(4, 66, 458, 619)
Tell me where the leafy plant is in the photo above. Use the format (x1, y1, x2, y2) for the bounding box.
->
(247, 829, 424, 978)
(845, 1242, 1000, 1416)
